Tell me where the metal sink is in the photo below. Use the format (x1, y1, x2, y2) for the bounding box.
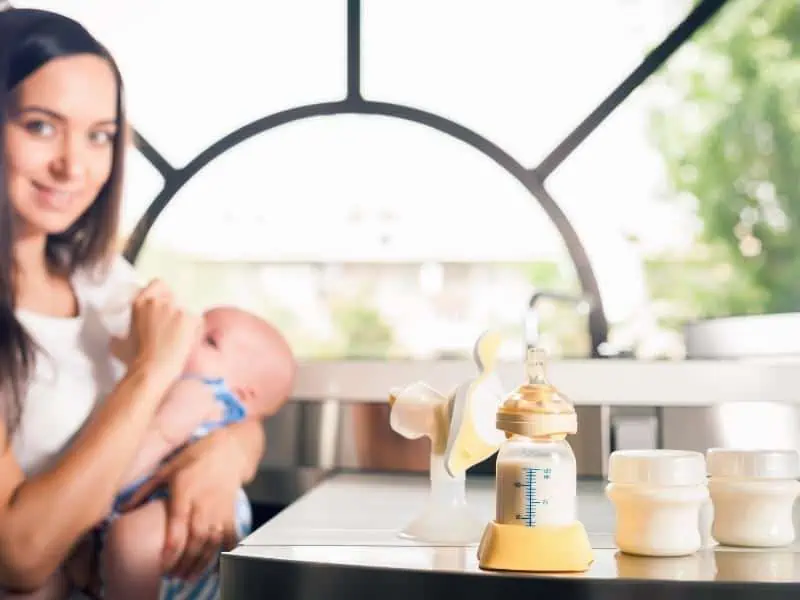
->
(685, 313, 800, 360)
(657, 314, 800, 455)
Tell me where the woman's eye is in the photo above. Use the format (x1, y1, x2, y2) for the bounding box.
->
(90, 130, 116, 146)
(24, 120, 56, 137)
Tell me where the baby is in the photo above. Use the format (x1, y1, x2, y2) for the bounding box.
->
(70, 305, 295, 600)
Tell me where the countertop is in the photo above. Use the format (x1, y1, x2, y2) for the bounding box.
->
(290, 358, 800, 406)
(220, 472, 800, 599)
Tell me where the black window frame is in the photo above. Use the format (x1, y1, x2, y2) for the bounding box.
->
(9, 0, 732, 357)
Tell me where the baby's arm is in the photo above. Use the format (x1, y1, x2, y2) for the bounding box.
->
(121, 378, 220, 487)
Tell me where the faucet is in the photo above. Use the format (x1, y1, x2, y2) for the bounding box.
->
(525, 290, 594, 352)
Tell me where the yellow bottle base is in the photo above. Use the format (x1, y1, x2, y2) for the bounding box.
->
(477, 520, 594, 573)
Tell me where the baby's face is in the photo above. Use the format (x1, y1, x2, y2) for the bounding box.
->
(183, 307, 271, 403)
(184, 311, 244, 379)
(183, 324, 226, 378)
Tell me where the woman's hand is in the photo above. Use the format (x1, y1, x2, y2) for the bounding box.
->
(130, 279, 203, 380)
(109, 333, 137, 367)
(120, 428, 248, 580)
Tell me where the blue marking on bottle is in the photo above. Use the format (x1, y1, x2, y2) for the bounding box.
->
(513, 467, 551, 526)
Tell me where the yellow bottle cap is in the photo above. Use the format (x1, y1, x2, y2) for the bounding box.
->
(496, 347, 577, 439)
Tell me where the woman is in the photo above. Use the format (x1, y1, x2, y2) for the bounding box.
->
(0, 8, 289, 598)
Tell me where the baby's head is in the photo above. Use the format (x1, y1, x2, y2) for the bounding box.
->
(185, 306, 296, 416)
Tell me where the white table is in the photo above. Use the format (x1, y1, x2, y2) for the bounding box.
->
(221, 472, 800, 599)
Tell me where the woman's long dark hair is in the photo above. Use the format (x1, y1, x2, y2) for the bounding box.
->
(0, 8, 127, 434)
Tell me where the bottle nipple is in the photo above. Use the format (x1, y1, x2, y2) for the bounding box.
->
(525, 347, 548, 385)
(496, 346, 577, 439)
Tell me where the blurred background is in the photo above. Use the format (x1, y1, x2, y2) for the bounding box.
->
(16, 0, 798, 363)
(10, 0, 799, 523)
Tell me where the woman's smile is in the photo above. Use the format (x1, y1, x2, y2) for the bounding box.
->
(31, 181, 82, 211)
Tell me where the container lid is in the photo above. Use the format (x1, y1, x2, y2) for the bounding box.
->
(608, 450, 707, 486)
(706, 448, 800, 480)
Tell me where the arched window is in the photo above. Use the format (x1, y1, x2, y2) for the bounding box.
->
(17, 0, 787, 368)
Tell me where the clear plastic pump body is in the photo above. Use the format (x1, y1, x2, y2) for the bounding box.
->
(495, 435, 577, 527)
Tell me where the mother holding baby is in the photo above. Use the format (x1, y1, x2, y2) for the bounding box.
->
(0, 8, 295, 599)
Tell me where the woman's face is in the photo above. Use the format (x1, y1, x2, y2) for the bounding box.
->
(3, 54, 118, 238)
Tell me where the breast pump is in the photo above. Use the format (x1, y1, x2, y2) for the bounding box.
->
(477, 346, 593, 572)
(387, 331, 507, 544)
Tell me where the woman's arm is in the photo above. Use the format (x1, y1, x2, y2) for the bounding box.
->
(0, 281, 201, 591)
(121, 379, 218, 487)
(225, 418, 267, 484)
(120, 325, 293, 580)
(116, 418, 267, 580)
(0, 363, 174, 591)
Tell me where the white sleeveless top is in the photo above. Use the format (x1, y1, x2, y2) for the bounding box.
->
(11, 256, 140, 477)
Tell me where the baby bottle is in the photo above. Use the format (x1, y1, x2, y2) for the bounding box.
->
(97, 278, 142, 339)
(477, 347, 593, 572)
